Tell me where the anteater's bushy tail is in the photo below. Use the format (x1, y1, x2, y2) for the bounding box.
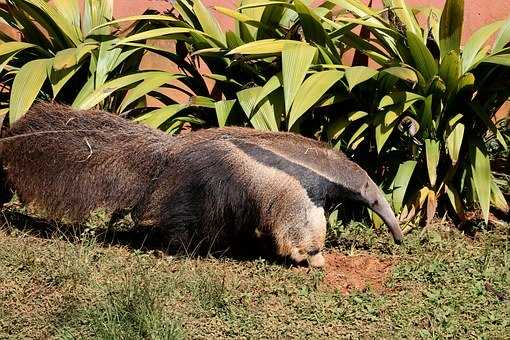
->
(0, 102, 174, 221)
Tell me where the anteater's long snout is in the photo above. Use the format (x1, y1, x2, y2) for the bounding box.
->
(360, 178, 403, 244)
(371, 198, 403, 244)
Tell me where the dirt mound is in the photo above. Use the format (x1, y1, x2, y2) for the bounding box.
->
(323, 252, 395, 295)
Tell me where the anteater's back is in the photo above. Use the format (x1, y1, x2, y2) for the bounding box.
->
(0, 102, 174, 220)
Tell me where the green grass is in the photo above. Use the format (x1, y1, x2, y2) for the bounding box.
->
(0, 214, 508, 339)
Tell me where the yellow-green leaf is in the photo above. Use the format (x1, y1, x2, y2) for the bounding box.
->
(439, 0, 464, 59)
(378, 92, 424, 110)
(490, 179, 509, 213)
(345, 66, 378, 91)
(383, 0, 421, 35)
(375, 110, 401, 153)
(445, 183, 464, 216)
(288, 70, 342, 130)
(327, 110, 368, 140)
(381, 66, 418, 83)
(118, 27, 209, 45)
(493, 17, 510, 51)
(462, 21, 503, 72)
(193, 0, 226, 46)
(407, 30, 438, 81)
(237, 87, 280, 131)
(49, 63, 82, 97)
(425, 139, 440, 187)
(9, 58, 52, 125)
(470, 141, 491, 224)
(119, 72, 179, 113)
(347, 122, 369, 149)
(483, 53, 510, 67)
(282, 42, 316, 113)
(72, 72, 167, 110)
(52, 0, 82, 41)
(439, 50, 461, 93)
(215, 99, 236, 127)
(83, 0, 113, 36)
(135, 104, 186, 129)
(228, 39, 299, 55)
(391, 160, 417, 213)
(446, 114, 464, 165)
(0, 42, 38, 57)
(254, 74, 282, 111)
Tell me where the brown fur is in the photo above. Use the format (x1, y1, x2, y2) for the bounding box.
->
(0, 103, 401, 265)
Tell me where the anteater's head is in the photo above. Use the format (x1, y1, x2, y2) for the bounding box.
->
(272, 205, 327, 268)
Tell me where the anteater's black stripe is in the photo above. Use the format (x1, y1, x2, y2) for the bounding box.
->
(227, 137, 346, 209)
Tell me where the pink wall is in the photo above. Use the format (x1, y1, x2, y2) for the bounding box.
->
(113, 0, 510, 40)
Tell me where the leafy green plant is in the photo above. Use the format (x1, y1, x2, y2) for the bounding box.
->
(319, 0, 510, 226)
(0, 0, 206, 132)
(1, 0, 508, 226)
(159, 0, 509, 226)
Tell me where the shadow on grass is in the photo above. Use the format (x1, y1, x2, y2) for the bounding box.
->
(0, 209, 293, 267)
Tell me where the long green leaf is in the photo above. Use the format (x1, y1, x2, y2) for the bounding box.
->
(119, 72, 179, 113)
(493, 16, 510, 51)
(0, 42, 42, 73)
(347, 122, 369, 149)
(282, 42, 316, 113)
(490, 178, 509, 213)
(253, 74, 282, 111)
(193, 0, 226, 46)
(214, 6, 261, 29)
(52, 43, 97, 70)
(406, 31, 438, 81)
(288, 70, 342, 130)
(90, 15, 180, 34)
(49, 63, 82, 97)
(439, 50, 461, 93)
(374, 109, 401, 153)
(228, 39, 296, 55)
(425, 139, 440, 187)
(72, 72, 169, 110)
(445, 183, 464, 216)
(439, 0, 464, 59)
(445, 114, 464, 165)
(328, 0, 384, 26)
(470, 141, 491, 224)
(383, 0, 421, 35)
(52, 0, 82, 40)
(381, 66, 418, 83)
(118, 27, 212, 45)
(83, 0, 113, 36)
(9, 58, 51, 125)
(462, 21, 503, 72)
(294, 0, 329, 46)
(215, 99, 236, 127)
(378, 91, 424, 110)
(93, 40, 121, 89)
(16, 0, 82, 46)
(135, 104, 186, 128)
(483, 53, 510, 67)
(0, 41, 38, 57)
(237, 87, 280, 131)
(391, 160, 417, 213)
(327, 110, 368, 140)
(345, 66, 378, 91)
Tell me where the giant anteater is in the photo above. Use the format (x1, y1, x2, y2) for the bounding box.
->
(0, 103, 402, 267)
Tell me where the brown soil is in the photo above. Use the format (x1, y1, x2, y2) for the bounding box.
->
(323, 252, 396, 295)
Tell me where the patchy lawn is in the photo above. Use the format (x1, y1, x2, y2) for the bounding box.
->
(0, 211, 508, 339)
